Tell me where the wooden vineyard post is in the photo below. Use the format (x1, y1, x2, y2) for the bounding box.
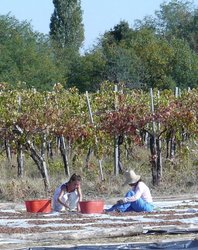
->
(17, 95, 24, 177)
(150, 88, 158, 186)
(157, 90, 162, 179)
(85, 91, 104, 181)
(114, 85, 119, 176)
(165, 88, 179, 160)
(169, 87, 179, 159)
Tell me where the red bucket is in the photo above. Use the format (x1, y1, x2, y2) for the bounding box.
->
(79, 200, 104, 214)
(25, 199, 51, 213)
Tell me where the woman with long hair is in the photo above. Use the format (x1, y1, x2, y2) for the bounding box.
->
(52, 173, 82, 212)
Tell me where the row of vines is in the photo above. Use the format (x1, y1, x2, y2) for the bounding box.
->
(0, 82, 198, 193)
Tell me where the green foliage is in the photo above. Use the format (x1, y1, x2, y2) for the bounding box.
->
(0, 14, 60, 91)
(155, 0, 194, 37)
(102, 21, 133, 45)
(49, 0, 85, 89)
(81, 0, 198, 91)
(50, 0, 84, 51)
(170, 38, 198, 88)
(1, 0, 198, 94)
(48, 160, 64, 174)
(135, 0, 197, 47)
(67, 50, 106, 92)
(103, 44, 143, 86)
(0, 86, 198, 198)
(131, 29, 175, 89)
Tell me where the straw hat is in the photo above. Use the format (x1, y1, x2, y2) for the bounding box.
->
(123, 169, 141, 186)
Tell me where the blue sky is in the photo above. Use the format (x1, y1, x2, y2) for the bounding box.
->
(1, 0, 198, 51)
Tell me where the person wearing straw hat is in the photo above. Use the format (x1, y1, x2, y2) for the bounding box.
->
(105, 169, 154, 212)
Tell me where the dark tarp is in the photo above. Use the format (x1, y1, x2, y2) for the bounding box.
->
(23, 239, 198, 250)
(145, 228, 198, 235)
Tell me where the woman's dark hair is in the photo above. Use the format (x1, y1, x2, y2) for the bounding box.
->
(68, 173, 81, 183)
(129, 178, 142, 189)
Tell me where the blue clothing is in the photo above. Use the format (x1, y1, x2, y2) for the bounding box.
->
(106, 190, 154, 213)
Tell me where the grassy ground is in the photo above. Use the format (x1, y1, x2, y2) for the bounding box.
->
(0, 143, 197, 202)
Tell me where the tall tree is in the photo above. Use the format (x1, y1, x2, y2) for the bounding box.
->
(0, 14, 60, 91)
(50, 0, 84, 52)
(99, 21, 144, 88)
(155, 0, 194, 40)
(135, 0, 198, 53)
(67, 50, 106, 92)
(170, 38, 198, 89)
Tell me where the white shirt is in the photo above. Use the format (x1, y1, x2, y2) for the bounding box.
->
(124, 181, 153, 203)
(52, 184, 79, 211)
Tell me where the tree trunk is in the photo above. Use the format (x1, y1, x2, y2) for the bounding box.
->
(150, 135, 161, 186)
(114, 136, 119, 175)
(170, 136, 176, 159)
(156, 138, 162, 183)
(166, 136, 170, 158)
(59, 135, 70, 176)
(85, 148, 93, 169)
(14, 125, 50, 193)
(27, 140, 50, 194)
(5, 140, 12, 166)
(166, 130, 176, 159)
(17, 142, 24, 178)
(47, 141, 53, 159)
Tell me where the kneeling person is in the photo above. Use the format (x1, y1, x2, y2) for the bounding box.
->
(52, 173, 82, 212)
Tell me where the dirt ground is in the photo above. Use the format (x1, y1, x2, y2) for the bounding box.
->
(0, 194, 198, 250)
